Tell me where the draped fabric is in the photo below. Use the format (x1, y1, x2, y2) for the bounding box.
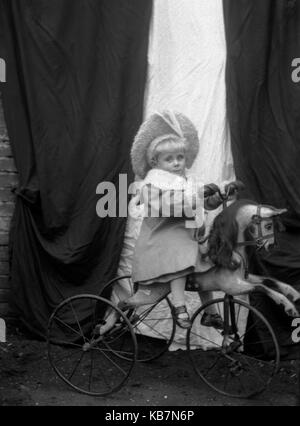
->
(145, 0, 234, 185)
(1, 0, 299, 353)
(0, 0, 152, 338)
(223, 0, 300, 352)
(223, 0, 300, 219)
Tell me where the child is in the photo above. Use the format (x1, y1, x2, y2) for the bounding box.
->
(130, 111, 225, 329)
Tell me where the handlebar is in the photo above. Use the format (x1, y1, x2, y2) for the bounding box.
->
(203, 180, 245, 199)
(203, 183, 220, 198)
(224, 180, 245, 197)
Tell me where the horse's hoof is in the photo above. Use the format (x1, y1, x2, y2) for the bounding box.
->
(287, 307, 299, 317)
(290, 292, 300, 303)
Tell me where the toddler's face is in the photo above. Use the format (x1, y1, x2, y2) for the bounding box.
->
(156, 150, 186, 176)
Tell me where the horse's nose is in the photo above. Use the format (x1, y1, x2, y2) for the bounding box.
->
(265, 237, 275, 251)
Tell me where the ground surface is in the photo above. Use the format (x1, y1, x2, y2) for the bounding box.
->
(0, 326, 299, 407)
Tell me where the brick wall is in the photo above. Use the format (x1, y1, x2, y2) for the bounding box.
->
(0, 92, 17, 317)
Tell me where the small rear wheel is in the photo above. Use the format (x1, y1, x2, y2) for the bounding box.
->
(187, 296, 280, 398)
(48, 294, 137, 397)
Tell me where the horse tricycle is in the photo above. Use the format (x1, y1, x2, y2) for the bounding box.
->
(47, 182, 300, 398)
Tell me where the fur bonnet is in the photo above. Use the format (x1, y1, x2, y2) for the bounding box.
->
(131, 111, 199, 179)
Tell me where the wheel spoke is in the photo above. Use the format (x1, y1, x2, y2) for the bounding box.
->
(241, 356, 267, 385)
(88, 350, 95, 392)
(223, 368, 231, 392)
(203, 353, 223, 376)
(92, 298, 98, 331)
(238, 317, 262, 341)
(95, 359, 113, 391)
(68, 351, 85, 381)
(68, 300, 88, 342)
(101, 325, 130, 343)
(134, 305, 161, 324)
(189, 329, 223, 349)
(52, 316, 83, 339)
(111, 332, 127, 355)
(48, 340, 83, 349)
(52, 348, 83, 364)
(93, 346, 128, 376)
(235, 371, 249, 395)
(236, 351, 277, 369)
(99, 347, 135, 357)
(136, 319, 171, 340)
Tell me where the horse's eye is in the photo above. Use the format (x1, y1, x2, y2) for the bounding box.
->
(264, 223, 273, 231)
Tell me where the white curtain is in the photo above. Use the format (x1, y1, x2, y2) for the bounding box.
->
(115, 0, 242, 349)
(144, 0, 234, 184)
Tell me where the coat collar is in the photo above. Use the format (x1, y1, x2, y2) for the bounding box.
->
(143, 169, 188, 190)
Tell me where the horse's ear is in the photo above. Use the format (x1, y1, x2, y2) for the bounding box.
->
(260, 206, 288, 218)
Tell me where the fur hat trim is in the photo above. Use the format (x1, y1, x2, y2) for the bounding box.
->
(131, 111, 199, 179)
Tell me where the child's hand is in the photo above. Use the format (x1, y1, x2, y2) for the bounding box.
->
(220, 180, 245, 200)
(219, 181, 231, 199)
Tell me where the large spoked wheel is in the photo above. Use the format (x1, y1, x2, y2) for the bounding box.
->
(101, 276, 176, 362)
(187, 296, 280, 398)
(48, 294, 137, 397)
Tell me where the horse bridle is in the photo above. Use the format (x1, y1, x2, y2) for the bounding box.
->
(237, 205, 283, 250)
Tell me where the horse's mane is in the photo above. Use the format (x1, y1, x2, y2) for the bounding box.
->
(207, 199, 258, 270)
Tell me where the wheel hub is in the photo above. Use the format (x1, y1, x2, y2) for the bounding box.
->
(82, 342, 91, 351)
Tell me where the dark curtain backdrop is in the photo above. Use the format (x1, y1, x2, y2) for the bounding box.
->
(223, 0, 300, 353)
(0, 0, 152, 338)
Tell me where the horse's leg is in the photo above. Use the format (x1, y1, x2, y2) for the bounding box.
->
(118, 282, 171, 309)
(190, 269, 298, 316)
(248, 274, 300, 303)
(225, 277, 299, 317)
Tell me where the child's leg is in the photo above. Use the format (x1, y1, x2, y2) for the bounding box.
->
(171, 277, 191, 328)
(199, 291, 224, 329)
(171, 277, 186, 307)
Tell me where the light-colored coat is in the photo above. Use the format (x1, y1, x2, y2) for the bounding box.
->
(131, 169, 220, 284)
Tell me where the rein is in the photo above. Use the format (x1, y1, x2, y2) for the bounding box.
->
(236, 205, 277, 250)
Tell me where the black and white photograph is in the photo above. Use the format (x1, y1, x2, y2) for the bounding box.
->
(0, 0, 300, 409)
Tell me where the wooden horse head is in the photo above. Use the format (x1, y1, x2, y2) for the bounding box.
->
(237, 203, 287, 250)
(207, 200, 287, 269)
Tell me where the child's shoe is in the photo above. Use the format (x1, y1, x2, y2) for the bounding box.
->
(200, 312, 224, 330)
(173, 305, 192, 329)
